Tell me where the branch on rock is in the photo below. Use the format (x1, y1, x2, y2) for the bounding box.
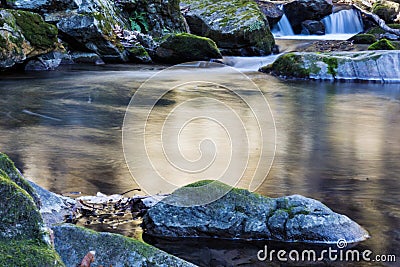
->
(353, 4, 400, 36)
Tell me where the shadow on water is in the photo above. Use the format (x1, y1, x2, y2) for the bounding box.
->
(0, 65, 399, 266)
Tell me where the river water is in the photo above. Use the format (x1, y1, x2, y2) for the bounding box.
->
(0, 63, 399, 266)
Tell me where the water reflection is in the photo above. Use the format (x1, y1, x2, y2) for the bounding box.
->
(0, 66, 399, 266)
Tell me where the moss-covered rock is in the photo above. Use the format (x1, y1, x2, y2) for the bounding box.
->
(260, 51, 400, 82)
(260, 53, 310, 78)
(368, 38, 397, 50)
(181, 0, 275, 56)
(0, 152, 40, 207)
(350, 33, 377, 44)
(53, 224, 195, 267)
(372, 2, 398, 23)
(143, 180, 369, 243)
(0, 154, 64, 266)
(155, 33, 222, 63)
(128, 44, 152, 63)
(0, 9, 60, 69)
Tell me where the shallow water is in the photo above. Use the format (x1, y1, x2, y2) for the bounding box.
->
(0, 64, 399, 266)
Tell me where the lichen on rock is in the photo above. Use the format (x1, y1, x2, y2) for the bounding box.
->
(53, 224, 196, 267)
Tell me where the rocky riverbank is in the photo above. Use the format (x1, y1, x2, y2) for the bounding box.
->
(0, 153, 370, 266)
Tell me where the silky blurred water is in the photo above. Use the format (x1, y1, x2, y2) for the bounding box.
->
(0, 64, 399, 266)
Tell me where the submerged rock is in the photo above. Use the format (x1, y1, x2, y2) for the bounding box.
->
(181, 0, 275, 56)
(155, 33, 222, 63)
(53, 224, 195, 267)
(284, 0, 332, 33)
(0, 153, 64, 266)
(261, 51, 400, 82)
(143, 180, 369, 244)
(0, 9, 60, 69)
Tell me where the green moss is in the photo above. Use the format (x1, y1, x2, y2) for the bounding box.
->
(0, 35, 6, 49)
(9, 10, 57, 50)
(368, 38, 396, 50)
(0, 240, 64, 267)
(322, 56, 338, 76)
(269, 53, 310, 78)
(350, 33, 377, 44)
(0, 172, 43, 240)
(372, 3, 396, 23)
(0, 152, 40, 206)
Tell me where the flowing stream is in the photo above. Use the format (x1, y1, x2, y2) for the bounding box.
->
(0, 64, 399, 266)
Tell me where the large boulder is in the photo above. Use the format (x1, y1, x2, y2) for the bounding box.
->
(117, 0, 188, 38)
(0, 9, 60, 69)
(255, 0, 284, 27)
(53, 224, 196, 267)
(260, 51, 400, 82)
(181, 0, 275, 56)
(301, 20, 325, 35)
(143, 180, 369, 243)
(0, 153, 64, 266)
(284, 0, 332, 33)
(155, 33, 222, 63)
(372, 1, 399, 23)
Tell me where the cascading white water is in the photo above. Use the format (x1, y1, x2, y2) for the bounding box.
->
(272, 14, 295, 37)
(322, 9, 364, 34)
(272, 5, 295, 37)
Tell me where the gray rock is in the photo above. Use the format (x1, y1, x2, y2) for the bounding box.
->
(301, 20, 325, 35)
(5, 0, 78, 13)
(180, 0, 275, 56)
(284, 0, 332, 33)
(28, 181, 76, 226)
(143, 180, 369, 244)
(57, 14, 128, 62)
(24, 51, 72, 71)
(53, 224, 196, 267)
(255, 0, 284, 27)
(261, 51, 400, 82)
(70, 51, 105, 64)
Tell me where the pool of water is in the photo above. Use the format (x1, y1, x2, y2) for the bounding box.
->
(0, 63, 399, 266)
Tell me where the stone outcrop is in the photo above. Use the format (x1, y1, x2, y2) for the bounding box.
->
(260, 51, 400, 82)
(301, 20, 325, 35)
(284, 0, 332, 33)
(143, 180, 369, 243)
(180, 0, 275, 56)
(255, 0, 284, 27)
(155, 33, 222, 63)
(0, 9, 60, 69)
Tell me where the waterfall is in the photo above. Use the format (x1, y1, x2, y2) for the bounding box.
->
(272, 14, 295, 36)
(272, 5, 295, 37)
(322, 9, 364, 34)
